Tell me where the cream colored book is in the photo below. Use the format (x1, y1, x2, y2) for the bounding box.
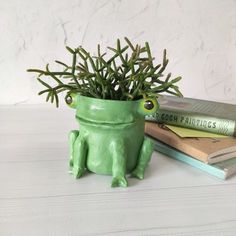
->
(145, 122, 236, 164)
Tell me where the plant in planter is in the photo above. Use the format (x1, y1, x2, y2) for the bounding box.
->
(28, 38, 182, 187)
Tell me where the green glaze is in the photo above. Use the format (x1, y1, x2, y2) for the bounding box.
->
(67, 94, 159, 187)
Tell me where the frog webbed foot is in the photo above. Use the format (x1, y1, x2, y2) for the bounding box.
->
(131, 168, 144, 180)
(73, 167, 85, 179)
(111, 176, 128, 188)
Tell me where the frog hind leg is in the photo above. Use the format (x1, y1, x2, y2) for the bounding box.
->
(69, 130, 79, 170)
(110, 139, 128, 188)
(131, 137, 154, 180)
(69, 130, 88, 179)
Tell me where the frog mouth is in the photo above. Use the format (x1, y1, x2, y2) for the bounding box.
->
(76, 115, 136, 125)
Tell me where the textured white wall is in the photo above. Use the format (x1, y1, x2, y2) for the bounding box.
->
(0, 0, 236, 105)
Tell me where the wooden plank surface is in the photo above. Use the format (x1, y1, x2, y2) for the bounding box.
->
(1, 105, 236, 236)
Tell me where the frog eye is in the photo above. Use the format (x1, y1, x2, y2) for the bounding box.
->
(138, 97, 159, 115)
(144, 100, 155, 110)
(65, 93, 78, 109)
(65, 94, 73, 105)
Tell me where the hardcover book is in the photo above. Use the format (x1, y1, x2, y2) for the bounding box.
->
(145, 122, 236, 164)
(150, 137, 236, 180)
(146, 95, 236, 136)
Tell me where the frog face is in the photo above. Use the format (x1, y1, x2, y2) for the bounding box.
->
(65, 94, 159, 125)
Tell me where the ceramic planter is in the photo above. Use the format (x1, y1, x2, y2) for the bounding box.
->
(66, 94, 159, 187)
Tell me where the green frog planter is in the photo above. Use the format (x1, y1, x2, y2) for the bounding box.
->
(66, 94, 159, 187)
(27, 38, 182, 188)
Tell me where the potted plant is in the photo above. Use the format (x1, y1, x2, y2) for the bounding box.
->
(28, 38, 182, 187)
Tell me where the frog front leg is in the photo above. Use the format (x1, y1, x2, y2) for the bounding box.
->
(69, 130, 88, 179)
(131, 137, 154, 180)
(110, 139, 128, 187)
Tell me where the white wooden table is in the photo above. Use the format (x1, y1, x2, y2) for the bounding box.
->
(1, 105, 236, 236)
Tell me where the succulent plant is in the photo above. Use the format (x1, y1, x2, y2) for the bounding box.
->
(27, 37, 182, 107)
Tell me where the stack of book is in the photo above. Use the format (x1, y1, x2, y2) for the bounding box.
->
(145, 95, 236, 180)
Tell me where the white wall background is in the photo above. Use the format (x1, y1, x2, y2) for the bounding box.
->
(0, 0, 236, 105)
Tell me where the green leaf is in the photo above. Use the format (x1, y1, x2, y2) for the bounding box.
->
(117, 39, 121, 51)
(54, 93, 59, 107)
(124, 37, 135, 51)
(107, 47, 117, 53)
(55, 60, 68, 68)
(66, 46, 75, 54)
(165, 73, 171, 83)
(145, 42, 153, 67)
(77, 48, 87, 61)
(170, 76, 182, 84)
(72, 53, 76, 74)
(27, 69, 45, 74)
(97, 44, 101, 57)
(38, 89, 50, 95)
(37, 78, 51, 89)
(50, 92, 54, 103)
(46, 91, 52, 102)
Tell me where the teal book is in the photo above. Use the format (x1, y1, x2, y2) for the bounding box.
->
(146, 95, 236, 136)
(150, 137, 236, 180)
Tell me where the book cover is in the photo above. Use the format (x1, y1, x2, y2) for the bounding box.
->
(145, 122, 236, 164)
(150, 137, 236, 180)
(146, 95, 236, 136)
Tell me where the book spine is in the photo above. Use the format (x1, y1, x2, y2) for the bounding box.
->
(146, 109, 236, 137)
